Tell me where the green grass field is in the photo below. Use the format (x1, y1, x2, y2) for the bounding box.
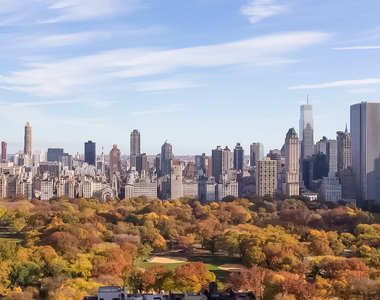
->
(0, 226, 24, 244)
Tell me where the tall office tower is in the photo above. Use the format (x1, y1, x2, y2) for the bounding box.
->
(109, 144, 121, 181)
(234, 143, 244, 172)
(222, 146, 233, 172)
(47, 148, 64, 162)
(285, 128, 300, 196)
(199, 153, 206, 175)
(337, 125, 352, 171)
(171, 161, 183, 199)
(256, 157, 277, 197)
(85, 140, 96, 166)
(136, 153, 148, 175)
(161, 140, 173, 176)
(24, 122, 32, 157)
(315, 137, 337, 173)
(299, 104, 314, 160)
(130, 130, 140, 169)
(351, 102, 380, 201)
(326, 139, 338, 173)
(250, 142, 264, 167)
(206, 157, 213, 177)
(212, 146, 223, 183)
(155, 154, 162, 177)
(1, 142, 7, 162)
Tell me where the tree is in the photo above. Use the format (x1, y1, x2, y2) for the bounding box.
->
(228, 266, 269, 297)
(141, 265, 173, 293)
(279, 278, 315, 300)
(10, 261, 42, 287)
(0, 261, 10, 296)
(174, 262, 216, 292)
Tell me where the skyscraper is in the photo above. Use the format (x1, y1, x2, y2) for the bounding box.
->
(1, 142, 6, 162)
(299, 104, 314, 160)
(161, 140, 173, 176)
(234, 143, 244, 172)
(212, 146, 223, 183)
(85, 140, 96, 166)
(250, 142, 264, 167)
(130, 130, 140, 169)
(109, 144, 121, 181)
(24, 122, 32, 157)
(337, 125, 352, 171)
(351, 102, 380, 201)
(222, 146, 233, 172)
(285, 128, 300, 196)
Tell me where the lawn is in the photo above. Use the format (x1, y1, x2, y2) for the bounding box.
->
(0, 226, 24, 244)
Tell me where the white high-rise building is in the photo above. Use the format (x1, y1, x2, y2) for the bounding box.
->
(299, 104, 314, 160)
(285, 128, 300, 197)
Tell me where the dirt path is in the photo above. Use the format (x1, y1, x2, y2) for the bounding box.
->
(150, 257, 188, 263)
(218, 263, 245, 272)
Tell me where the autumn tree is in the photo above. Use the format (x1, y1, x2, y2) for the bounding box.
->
(174, 262, 216, 292)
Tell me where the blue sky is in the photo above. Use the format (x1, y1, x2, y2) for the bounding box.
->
(0, 0, 380, 156)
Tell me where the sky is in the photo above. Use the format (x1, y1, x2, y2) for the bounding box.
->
(0, 0, 380, 156)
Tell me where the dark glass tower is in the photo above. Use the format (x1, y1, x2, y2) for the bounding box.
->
(161, 140, 173, 176)
(233, 142, 244, 172)
(85, 140, 96, 166)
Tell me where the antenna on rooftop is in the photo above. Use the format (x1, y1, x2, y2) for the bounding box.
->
(307, 94, 309, 105)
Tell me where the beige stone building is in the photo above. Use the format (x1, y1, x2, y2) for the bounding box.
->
(256, 157, 277, 197)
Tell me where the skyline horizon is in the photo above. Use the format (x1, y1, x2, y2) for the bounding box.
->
(2, 99, 352, 157)
(1, 1, 379, 156)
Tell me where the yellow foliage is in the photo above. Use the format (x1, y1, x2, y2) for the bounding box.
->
(96, 222, 106, 232)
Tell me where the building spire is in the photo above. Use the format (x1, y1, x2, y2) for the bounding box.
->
(345, 123, 348, 133)
(307, 94, 309, 105)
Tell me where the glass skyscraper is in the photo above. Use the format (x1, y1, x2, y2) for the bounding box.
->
(351, 102, 380, 201)
(85, 140, 96, 166)
(299, 104, 314, 160)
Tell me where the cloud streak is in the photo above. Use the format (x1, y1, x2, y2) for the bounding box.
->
(333, 46, 380, 50)
(289, 78, 380, 90)
(241, 0, 288, 23)
(0, 0, 141, 24)
(0, 31, 330, 96)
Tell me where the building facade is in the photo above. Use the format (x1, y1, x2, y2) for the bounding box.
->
(337, 126, 352, 171)
(130, 129, 141, 169)
(109, 145, 121, 181)
(85, 141, 96, 166)
(24, 122, 32, 158)
(1, 142, 6, 162)
(299, 104, 314, 160)
(285, 128, 300, 196)
(233, 143, 244, 172)
(256, 157, 277, 197)
(351, 102, 380, 201)
(161, 140, 173, 177)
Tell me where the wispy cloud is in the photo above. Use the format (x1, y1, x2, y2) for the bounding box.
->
(333, 46, 380, 50)
(0, 0, 142, 25)
(133, 80, 201, 92)
(0, 31, 330, 96)
(10, 99, 81, 106)
(289, 78, 380, 90)
(241, 0, 288, 24)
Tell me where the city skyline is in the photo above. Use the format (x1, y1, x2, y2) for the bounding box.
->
(0, 1, 379, 154)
